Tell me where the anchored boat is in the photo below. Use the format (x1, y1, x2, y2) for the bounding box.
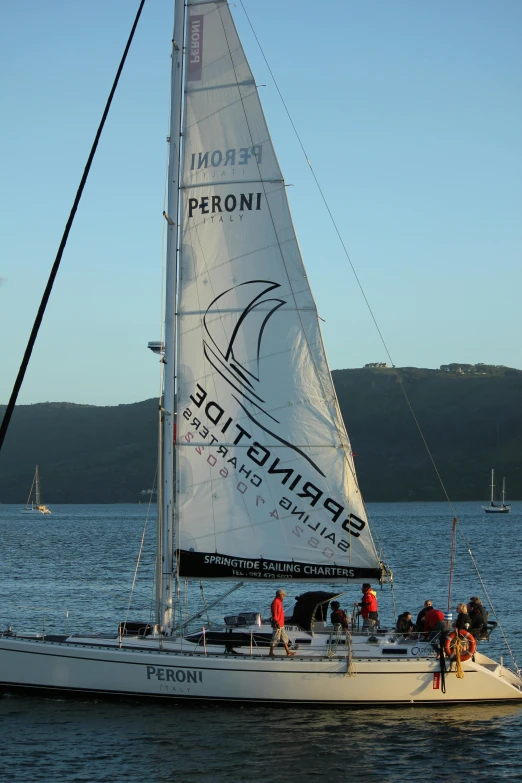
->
(22, 465, 51, 515)
(483, 469, 511, 514)
(1, 0, 521, 704)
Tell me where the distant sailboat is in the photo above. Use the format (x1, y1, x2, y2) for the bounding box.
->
(23, 465, 51, 515)
(483, 469, 510, 514)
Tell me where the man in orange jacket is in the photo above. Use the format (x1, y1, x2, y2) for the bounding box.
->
(269, 588, 295, 656)
(357, 583, 379, 630)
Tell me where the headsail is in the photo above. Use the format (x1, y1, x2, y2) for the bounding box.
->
(176, 1, 388, 582)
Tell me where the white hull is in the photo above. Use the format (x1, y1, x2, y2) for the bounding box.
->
(22, 506, 51, 515)
(484, 471, 510, 513)
(1, 633, 521, 705)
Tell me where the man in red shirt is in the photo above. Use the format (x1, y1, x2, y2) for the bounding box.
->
(269, 589, 295, 657)
(423, 607, 446, 640)
(357, 583, 379, 630)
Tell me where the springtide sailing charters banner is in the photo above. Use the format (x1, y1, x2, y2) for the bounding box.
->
(179, 551, 383, 582)
(176, 2, 386, 582)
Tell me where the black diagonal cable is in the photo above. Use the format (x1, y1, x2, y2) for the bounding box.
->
(0, 0, 147, 451)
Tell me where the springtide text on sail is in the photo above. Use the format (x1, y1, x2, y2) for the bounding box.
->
(183, 384, 367, 548)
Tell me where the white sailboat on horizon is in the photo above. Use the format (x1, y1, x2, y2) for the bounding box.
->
(1, 0, 521, 705)
(483, 469, 511, 514)
(22, 465, 51, 515)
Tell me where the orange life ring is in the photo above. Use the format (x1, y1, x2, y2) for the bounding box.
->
(444, 629, 477, 662)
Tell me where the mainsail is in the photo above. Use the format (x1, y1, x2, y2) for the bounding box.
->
(176, 1, 387, 582)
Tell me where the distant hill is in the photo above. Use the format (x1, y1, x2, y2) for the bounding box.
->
(0, 364, 520, 503)
(0, 400, 158, 504)
(332, 364, 522, 501)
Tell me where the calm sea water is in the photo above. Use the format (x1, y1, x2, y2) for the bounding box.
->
(1, 501, 521, 783)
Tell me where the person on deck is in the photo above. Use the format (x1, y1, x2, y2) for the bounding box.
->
(356, 584, 379, 630)
(423, 607, 446, 641)
(415, 600, 433, 631)
(396, 612, 415, 635)
(454, 603, 472, 632)
(468, 599, 488, 639)
(269, 589, 295, 657)
(330, 601, 349, 630)
(471, 597, 488, 626)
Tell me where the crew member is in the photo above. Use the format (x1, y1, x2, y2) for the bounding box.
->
(396, 611, 415, 635)
(423, 606, 446, 641)
(468, 598, 488, 639)
(269, 589, 295, 657)
(415, 600, 433, 631)
(357, 583, 379, 630)
(454, 603, 472, 632)
(330, 600, 349, 629)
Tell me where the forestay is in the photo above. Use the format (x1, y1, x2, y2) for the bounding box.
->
(176, 0, 387, 582)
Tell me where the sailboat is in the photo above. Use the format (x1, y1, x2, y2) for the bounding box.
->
(483, 469, 511, 514)
(22, 465, 51, 515)
(1, 0, 521, 704)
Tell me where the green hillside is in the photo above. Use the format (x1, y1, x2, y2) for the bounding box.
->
(0, 400, 158, 504)
(0, 364, 520, 503)
(333, 364, 522, 501)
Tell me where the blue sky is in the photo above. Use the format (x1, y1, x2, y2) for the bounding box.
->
(1, 0, 520, 406)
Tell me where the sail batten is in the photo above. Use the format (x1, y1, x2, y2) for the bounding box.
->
(181, 180, 284, 189)
(176, 1, 387, 582)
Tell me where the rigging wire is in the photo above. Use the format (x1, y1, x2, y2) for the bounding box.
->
(199, 581, 212, 627)
(447, 516, 458, 611)
(121, 469, 158, 635)
(389, 580, 398, 625)
(24, 472, 37, 509)
(0, 0, 147, 453)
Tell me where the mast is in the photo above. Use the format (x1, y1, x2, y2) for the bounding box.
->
(502, 477, 506, 505)
(490, 468, 494, 506)
(157, 0, 186, 633)
(35, 465, 41, 507)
